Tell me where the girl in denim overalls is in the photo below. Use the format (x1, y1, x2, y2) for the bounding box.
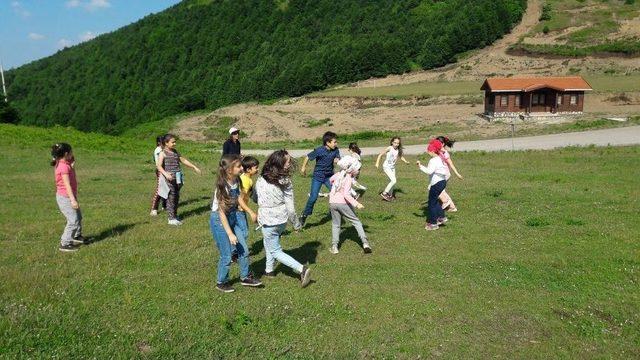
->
(210, 154, 262, 293)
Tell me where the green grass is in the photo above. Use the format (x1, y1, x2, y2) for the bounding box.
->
(310, 75, 640, 99)
(1, 124, 639, 357)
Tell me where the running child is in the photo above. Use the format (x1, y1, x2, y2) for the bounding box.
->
(150, 135, 167, 216)
(156, 134, 202, 225)
(417, 140, 449, 230)
(344, 142, 367, 198)
(51, 143, 89, 252)
(375, 137, 409, 201)
(229, 156, 260, 263)
(210, 154, 262, 293)
(256, 150, 312, 287)
(436, 136, 463, 212)
(329, 156, 371, 254)
(299, 131, 340, 226)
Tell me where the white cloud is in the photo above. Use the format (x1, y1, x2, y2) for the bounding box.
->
(56, 31, 100, 49)
(28, 33, 45, 41)
(57, 38, 74, 49)
(79, 31, 97, 42)
(65, 0, 111, 11)
(11, 1, 31, 18)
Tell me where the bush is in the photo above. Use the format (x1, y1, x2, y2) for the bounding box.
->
(539, 4, 552, 21)
(0, 101, 20, 124)
(543, 25, 550, 34)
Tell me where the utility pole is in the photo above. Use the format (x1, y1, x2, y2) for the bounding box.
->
(0, 60, 7, 103)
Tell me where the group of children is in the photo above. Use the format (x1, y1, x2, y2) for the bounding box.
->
(50, 130, 462, 292)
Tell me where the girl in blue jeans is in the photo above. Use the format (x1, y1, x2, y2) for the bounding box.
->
(256, 150, 312, 288)
(210, 154, 262, 293)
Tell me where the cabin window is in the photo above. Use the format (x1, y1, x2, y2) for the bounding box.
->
(557, 95, 563, 105)
(570, 95, 577, 105)
(515, 94, 521, 107)
(532, 94, 539, 105)
(500, 95, 508, 106)
(539, 93, 546, 105)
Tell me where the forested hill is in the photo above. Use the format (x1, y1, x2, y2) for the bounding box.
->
(7, 0, 527, 134)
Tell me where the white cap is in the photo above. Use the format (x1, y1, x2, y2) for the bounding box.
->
(229, 127, 239, 135)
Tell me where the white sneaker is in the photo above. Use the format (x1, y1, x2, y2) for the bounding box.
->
(150, 210, 158, 216)
(318, 192, 329, 198)
(329, 245, 339, 254)
(168, 219, 182, 226)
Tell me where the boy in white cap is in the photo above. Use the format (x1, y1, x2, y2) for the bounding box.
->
(223, 127, 241, 155)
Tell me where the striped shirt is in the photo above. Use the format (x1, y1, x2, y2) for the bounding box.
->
(162, 150, 181, 174)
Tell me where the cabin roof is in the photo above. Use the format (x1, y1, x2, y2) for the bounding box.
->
(481, 76, 593, 92)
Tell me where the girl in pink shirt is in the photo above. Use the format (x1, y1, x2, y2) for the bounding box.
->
(328, 157, 371, 254)
(436, 136, 463, 212)
(51, 143, 88, 252)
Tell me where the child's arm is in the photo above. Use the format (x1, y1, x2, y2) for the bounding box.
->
(218, 208, 238, 245)
(343, 178, 363, 209)
(156, 152, 173, 181)
(447, 158, 463, 179)
(238, 195, 257, 223)
(400, 156, 409, 164)
(416, 161, 433, 175)
(62, 174, 79, 209)
(284, 183, 302, 230)
(375, 147, 389, 168)
(300, 156, 309, 176)
(180, 157, 202, 175)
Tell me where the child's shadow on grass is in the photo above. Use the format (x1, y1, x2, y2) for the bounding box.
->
(337, 224, 372, 249)
(250, 240, 321, 280)
(181, 204, 210, 220)
(89, 222, 138, 244)
(303, 213, 332, 230)
(179, 196, 210, 207)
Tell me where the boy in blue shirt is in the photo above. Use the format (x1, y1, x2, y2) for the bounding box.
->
(299, 131, 340, 227)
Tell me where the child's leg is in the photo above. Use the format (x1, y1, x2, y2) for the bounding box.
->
(151, 171, 161, 211)
(302, 178, 323, 216)
(231, 211, 250, 279)
(56, 194, 78, 246)
(329, 204, 342, 248)
(166, 179, 178, 220)
(428, 181, 446, 224)
(73, 208, 83, 238)
(175, 183, 183, 218)
(262, 224, 304, 274)
(439, 189, 456, 209)
(210, 212, 234, 284)
(262, 227, 276, 273)
(383, 167, 396, 194)
(339, 204, 369, 247)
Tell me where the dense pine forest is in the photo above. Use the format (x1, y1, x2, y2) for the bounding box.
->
(6, 0, 527, 134)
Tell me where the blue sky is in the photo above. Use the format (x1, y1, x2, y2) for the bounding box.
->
(1, 0, 181, 70)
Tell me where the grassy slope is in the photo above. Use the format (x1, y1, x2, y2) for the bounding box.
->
(1, 125, 639, 358)
(313, 74, 640, 98)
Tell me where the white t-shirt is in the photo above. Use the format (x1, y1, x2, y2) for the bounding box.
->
(211, 181, 239, 212)
(419, 156, 448, 186)
(383, 147, 399, 169)
(153, 146, 162, 163)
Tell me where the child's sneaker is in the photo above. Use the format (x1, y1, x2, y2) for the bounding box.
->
(448, 207, 458, 212)
(318, 192, 329, 198)
(329, 245, 339, 254)
(71, 236, 90, 245)
(216, 283, 235, 293)
(240, 274, 263, 287)
(437, 217, 448, 225)
(363, 244, 372, 254)
(300, 266, 311, 288)
(263, 271, 277, 278)
(150, 210, 158, 216)
(380, 192, 391, 202)
(59, 243, 79, 252)
(425, 223, 439, 231)
(168, 219, 183, 226)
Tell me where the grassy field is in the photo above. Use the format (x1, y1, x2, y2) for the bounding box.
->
(313, 74, 640, 99)
(1, 124, 639, 358)
(511, 0, 640, 56)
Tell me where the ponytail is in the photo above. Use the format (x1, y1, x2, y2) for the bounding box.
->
(50, 143, 72, 166)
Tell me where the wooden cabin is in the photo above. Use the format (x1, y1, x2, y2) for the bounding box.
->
(481, 76, 593, 117)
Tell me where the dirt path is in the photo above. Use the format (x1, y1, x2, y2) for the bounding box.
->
(242, 125, 640, 157)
